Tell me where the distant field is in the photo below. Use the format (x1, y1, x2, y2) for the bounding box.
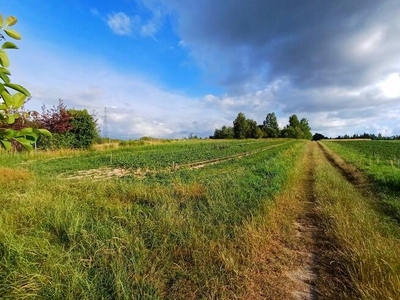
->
(1, 139, 399, 299)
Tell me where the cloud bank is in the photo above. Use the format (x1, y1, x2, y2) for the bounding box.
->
(154, 0, 400, 136)
(7, 0, 400, 139)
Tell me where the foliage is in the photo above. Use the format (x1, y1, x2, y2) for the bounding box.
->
(233, 112, 249, 139)
(312, 132, 326, 141)
(212, 125, 234, 139)
(334, 132, 400, 140)
(245, 118, 260, 139)
(37, 102, 99, 150)
(67, 109, 99, 149)
(213, 112, 312, 140)
(40, 100, 72, 134)
(281, 115, 312, 139)
(263, 112, 280, 137)
(0, 14, 50, 151)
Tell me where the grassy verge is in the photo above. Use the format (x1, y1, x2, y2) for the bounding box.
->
(322, 141, 400, 223)
(314, 143, 400, 299)
(1, 140, 304, 299)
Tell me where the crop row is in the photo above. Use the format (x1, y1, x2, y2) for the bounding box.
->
(29, 139, 291, 176)
(111, 140, 290, 170)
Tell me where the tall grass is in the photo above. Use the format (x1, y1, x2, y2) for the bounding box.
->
(323, 141, 400, 224)
(0, 140, 304, 298)
(314, 143, 400, 299)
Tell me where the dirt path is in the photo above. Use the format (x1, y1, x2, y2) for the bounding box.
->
(286, 141, 320, 300)
(287, 141, 368, 299)
(243, 141, 325, 299)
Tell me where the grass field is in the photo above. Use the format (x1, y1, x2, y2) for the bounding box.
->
(322, 140, 400, 223)
(1, 139, 399, 299)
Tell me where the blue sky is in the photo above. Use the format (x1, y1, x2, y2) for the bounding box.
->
(2, 0, 400, 138)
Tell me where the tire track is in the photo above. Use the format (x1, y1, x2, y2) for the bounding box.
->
(316, 142, 369, 189)
(287, 142, 319, 300)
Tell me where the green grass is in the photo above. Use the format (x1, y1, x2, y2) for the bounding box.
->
(323, 140, 400, 223)
(0, 139, 289, 177)
(314, 144, 400, 299)
(0, 139, 304, 299)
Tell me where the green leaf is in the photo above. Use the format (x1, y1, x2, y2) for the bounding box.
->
(25, 133, 38, 142)
(13, 137, 33, 151)
(18, 127, 33, 135)
(2, 41, 18, 49)
(5, 16, 18, 27)
(0, 14, 3, 28)
(0, 71, 10, 84)
(0, 83, 4, 94)
(0, 51, 10, 67)
(36, 129, 52, 137)
(0, 67, 11, 75)
(4, 29, 21, 40)
(1, 90, 13, 107)
(6, 114, 15, 124)
(0, 103, 7, 110)
(0, 140, 12, 151)
(4, 129, 17, 138)
(4, 83, 30, 96)
(12, 93, 26, 108)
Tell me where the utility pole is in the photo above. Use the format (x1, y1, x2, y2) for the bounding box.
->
(103, 107, 109, 142)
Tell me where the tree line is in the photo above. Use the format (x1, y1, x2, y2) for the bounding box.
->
(313, 132, 400, 141)
(211, 112, 312, 140)
(7, 100, 99, 150)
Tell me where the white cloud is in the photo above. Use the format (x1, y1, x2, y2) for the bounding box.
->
(107, 12, 133, 36)
(378, 73, 400, 98)
(8, 38, 221, 139)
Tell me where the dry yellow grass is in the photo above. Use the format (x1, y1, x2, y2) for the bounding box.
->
(241, 142, 314, 299)
(0, 167, 33, 184)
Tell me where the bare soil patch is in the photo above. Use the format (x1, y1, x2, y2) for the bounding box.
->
(285, 142, 319, 300)
(61, 167, 132, 180)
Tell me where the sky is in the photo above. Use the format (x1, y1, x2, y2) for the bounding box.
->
(2, 0, 400, 139)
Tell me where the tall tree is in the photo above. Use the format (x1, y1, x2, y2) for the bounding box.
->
(244, 119, 262, 138)
(67, 109, 99, 149)
(233, 112, 248, 139)
(263, 112, 280, 138)
(299, 118, 312, 139)
(213, 125, 234, 139)
(288, 114, 300, 129)
(281, 114, 312, 139)
(220, 125, 234, 139)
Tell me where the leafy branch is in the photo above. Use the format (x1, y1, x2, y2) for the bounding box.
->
(0, 13, 51, 151)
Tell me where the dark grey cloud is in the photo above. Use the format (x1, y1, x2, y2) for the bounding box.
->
(146, 0, 400, 136)
(159, 0, 400, 93)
